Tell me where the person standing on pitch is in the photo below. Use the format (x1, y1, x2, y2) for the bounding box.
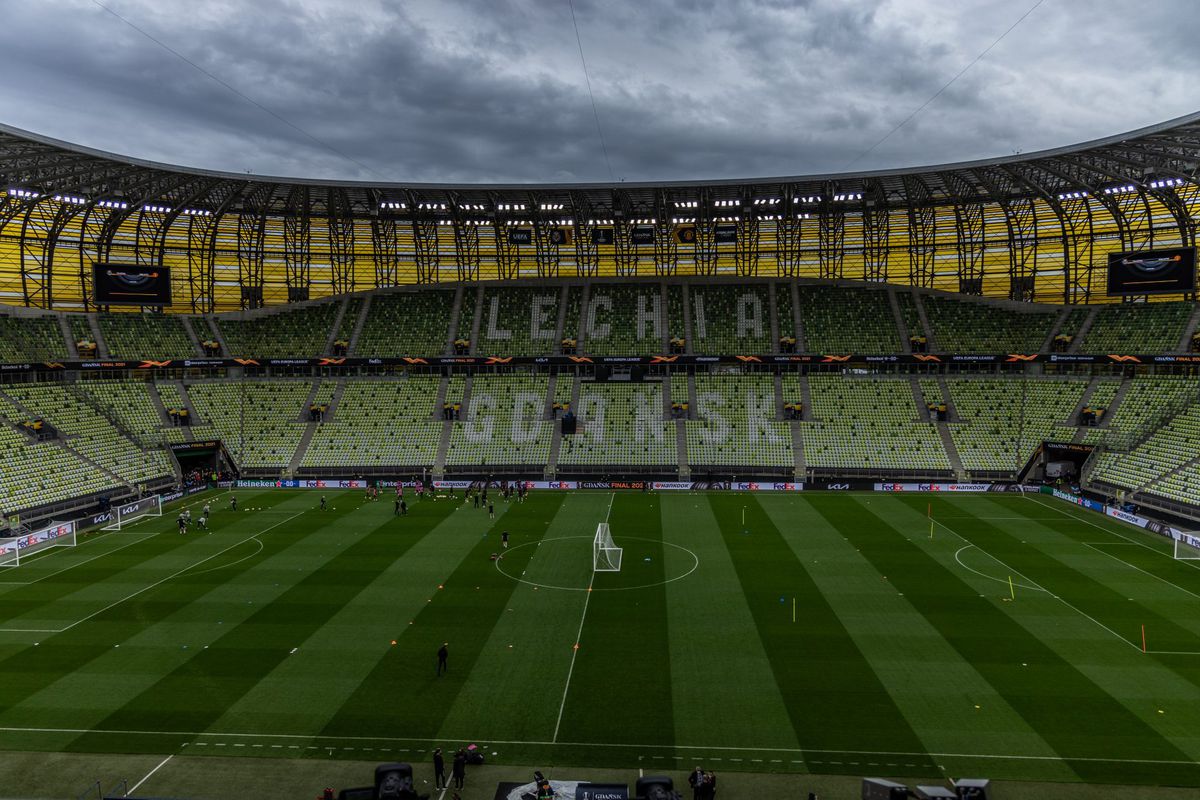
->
(320, 495, 327, 511)
(394, 496, 400, 516)
(437, 642, 449, 675)
(400, 498, 407, 516)
(432, 748, 446, 789)
(230, 494, 237, 512)
(177, 512, 187, 535)
(501, 530, 509, 549)
(451, 748, 466, 789)
(488, 501, 494, 520)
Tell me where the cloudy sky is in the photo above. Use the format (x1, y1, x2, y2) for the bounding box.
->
(2, 0, 1198, 184)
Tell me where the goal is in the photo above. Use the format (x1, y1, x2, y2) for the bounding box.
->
(102, 494, 163, 531)
(0, 520, 77, 567)
(1173, 531, 1200, 561)
(593, 522, 622, 572)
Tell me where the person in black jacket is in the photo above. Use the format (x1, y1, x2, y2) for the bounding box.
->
(432, 748, 446, 789)
(437, 643, 449, 676)
(451, 748, 467, 789)
(688, 766, 706, 800)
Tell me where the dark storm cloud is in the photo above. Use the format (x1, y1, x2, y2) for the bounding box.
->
(1, 0, 1198, 184)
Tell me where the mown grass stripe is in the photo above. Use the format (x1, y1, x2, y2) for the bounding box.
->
(0, 492, 315, 728)
(436, 492, 613, 743)
(757, 494, 1077, 783)
(555, 492, 675, 747)
(660, 494, 801, 755)
(213, 494, 512, 737)
(60, 493, 455, 752)
(820, 494, 1200, 786)
(714, 493, 936, 772)
(0, 489, 289, 628)
(319, 492, 565, 739)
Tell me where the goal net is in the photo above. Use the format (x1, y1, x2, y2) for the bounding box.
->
(103, 495, 163, 531)
(0, 520, 77, 567)
(593, 522, 622, 572)
(1173, 531, 1200, 561)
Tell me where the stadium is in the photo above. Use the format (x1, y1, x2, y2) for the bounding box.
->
(3, 9, 1200, 799)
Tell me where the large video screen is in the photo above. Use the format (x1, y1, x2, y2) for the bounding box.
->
(1106, 247, 1196, 296)
(93, 264, 172, 306)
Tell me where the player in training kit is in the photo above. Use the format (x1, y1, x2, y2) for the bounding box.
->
(177, 513, 187, 535)
(230, 495, 237, 512)
(320, 495, 327, 511)
(501, 530, 509, 549)
(197, 511, 208, 531)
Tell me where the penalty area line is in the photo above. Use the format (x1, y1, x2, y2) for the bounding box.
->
(0, 511, 305, 635)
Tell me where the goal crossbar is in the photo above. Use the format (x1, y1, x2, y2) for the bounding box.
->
(0, 520, 77, 567)
(103, 495, 163, 531)
(1174, 531, 1200, 561)
(593, 522, 622, 572)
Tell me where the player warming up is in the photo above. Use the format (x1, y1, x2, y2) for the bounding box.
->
(437, 642, 449, 676)
(230, 494, 237, 512)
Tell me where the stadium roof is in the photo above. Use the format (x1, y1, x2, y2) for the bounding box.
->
(2, 112, 1200, 215)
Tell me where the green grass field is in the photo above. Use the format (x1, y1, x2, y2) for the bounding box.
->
(2, 488, 1200, 797)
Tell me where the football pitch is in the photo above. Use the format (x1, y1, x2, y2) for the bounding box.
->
(2, 487, 1200, 795)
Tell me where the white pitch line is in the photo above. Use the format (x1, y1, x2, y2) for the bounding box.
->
(932, 517, 1146, 652)
(1025, 495, 1200, 572)
(551, 492, 614, 743)
(3, 724, 1200, 767)
(0, 532, 159, 587)
(127, 754, 173, 795)
(1081, 542, 1200, 602)
(0, 511, 305, 635)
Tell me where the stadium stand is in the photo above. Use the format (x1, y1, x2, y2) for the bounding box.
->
(0, 312, 67, 361)
(689, 285, 773, 354)
(217, 303, 339, 357)
(944, 378, 1084, 474)
(1091, 404, 1200, 492)
(1092, 376, 1199, 448)
(476, 287, 561, 356)
(572, 284, 663, 355)
(1078, 302, 1193, 353)
(921, 296, 1056, 353)
(0, 416, 119, 514)
(687, 374, 792, 468)
(667, 285, 686, 347)
(186, 380, 312, 469)
(895, 292, 924, 347)
(799, 286, 901, 352)
(354, 290, 455, 356)
(77, 380, 171, 441)
(800, 375, 949, 473)
(775, 283, 796, 347)
(67, 315, 93, 348)
(0, 383, 174, 487)
(98, 312, 195, 359)
(445, 374, 553, 467)
(301, 377, 444, 470)
(558, 382, 676, 467)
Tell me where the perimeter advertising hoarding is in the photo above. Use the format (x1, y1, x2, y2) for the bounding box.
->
(1106, 247, 1196, 296)
(93, 263, 172, 305)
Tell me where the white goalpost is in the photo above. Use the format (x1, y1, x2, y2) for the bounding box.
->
(102, 495, 163, 532)
(0, 520, 77, 568)
(1173, 531, 1200, 561)
(593, 522, 622, 572)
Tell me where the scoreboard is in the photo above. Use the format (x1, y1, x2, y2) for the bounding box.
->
(1106, 247, 1196, 296)
(93, 263, 172, 306)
